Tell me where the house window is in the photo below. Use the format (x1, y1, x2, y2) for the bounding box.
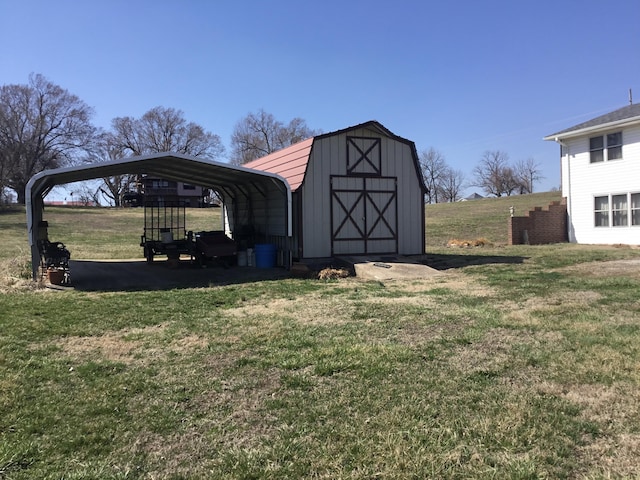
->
(590, 136, 604, 163)
(607, 132, 622, 160)
(612, 194, 628, 226)
(151, 179, 173, 188)
(632, 193, 640, 226)
(590, 132, 622, 163)
(594, 193, 640, 227)
(594, 196, 609, 227)
(183, 184, 196, 190)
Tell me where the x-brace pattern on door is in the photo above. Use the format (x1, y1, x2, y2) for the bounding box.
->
(331, 176, 398, 255)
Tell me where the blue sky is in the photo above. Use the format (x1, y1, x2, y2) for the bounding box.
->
(2, 0, 640, 196)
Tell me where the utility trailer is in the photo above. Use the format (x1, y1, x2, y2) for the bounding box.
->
(140, 201, 193, 263)
(140, 201, 238, 266)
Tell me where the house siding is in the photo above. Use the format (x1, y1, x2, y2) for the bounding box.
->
(562, 124, 640, 244)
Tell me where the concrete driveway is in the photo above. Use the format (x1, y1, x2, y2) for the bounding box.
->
(57, 254, 444, 291)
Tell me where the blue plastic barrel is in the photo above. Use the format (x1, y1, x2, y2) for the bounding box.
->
(254, 243, 276, 268)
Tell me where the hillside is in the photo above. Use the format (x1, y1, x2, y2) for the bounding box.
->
(2, 192, 562, 263)
(425, 191, 563, 247)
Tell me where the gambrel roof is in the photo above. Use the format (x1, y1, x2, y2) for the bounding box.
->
(244, 120, 425, 192)
(243, 138, 313, 191)
(544, 103, 640, 140)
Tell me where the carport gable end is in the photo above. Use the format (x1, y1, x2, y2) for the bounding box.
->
(244, 120, 426, 260)
(25, 153, 292, 280)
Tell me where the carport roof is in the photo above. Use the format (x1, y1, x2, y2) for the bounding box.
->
(26, 152, 292, 280)
(27, 152, 291, 198)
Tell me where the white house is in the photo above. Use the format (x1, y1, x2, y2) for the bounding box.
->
(544, 104, 640, 245)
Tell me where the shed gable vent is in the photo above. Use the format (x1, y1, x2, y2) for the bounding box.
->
(347, 136, 381, 176)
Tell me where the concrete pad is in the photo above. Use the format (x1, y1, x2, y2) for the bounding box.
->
(339, 255, 444, 281)
(67, 258, 289, 291)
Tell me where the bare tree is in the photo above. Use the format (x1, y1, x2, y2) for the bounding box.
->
(419, 147, 448, 204)
(84, 132, 137, 206)
(472, 150, 515, 197)
(230, 109, 317, 165)
(72, 183, 103, 206)
(501, 166, 521, 197)
(104, 107, 224, 204)
(0, 74, 96, 203)
(438, 167, 466, 202)
(110, 106, 225, 159)
(277, 117, 315, 148)
(514, 157, 544, 194)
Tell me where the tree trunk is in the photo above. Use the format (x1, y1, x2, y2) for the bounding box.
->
(14, 183, 26, 204)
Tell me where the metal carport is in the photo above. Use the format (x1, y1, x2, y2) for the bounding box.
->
(26, 152, 292, 280)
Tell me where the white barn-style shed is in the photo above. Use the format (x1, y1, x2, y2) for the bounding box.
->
(245, 121, 426, 260)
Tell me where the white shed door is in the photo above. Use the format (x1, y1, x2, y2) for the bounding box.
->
(330, 176, 397, 255)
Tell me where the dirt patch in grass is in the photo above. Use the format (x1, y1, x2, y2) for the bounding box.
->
(449, 327, 640, 475)
(502, 290, 603, 326)
(383, 272, 497, 297)
(224, 275, 497, 330)
(448, 327, 564, 374)
(538, 382, 640, 477)
(564, 383, 640, 427)
(394, 318, 475, 347)
(204, 368, 282, 446)
(225, 294, 356, 326)
(129, 429, 216, 476)
(54, 324, 208, 365)
(560, 258, 640, 279)
(575, 433, 640, 478)
(128, 367, 283, 477)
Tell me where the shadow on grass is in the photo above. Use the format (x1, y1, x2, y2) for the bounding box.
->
(67, 259, 290, 292)
(423, 252, 528, 270)
(65, 253, 528, 291)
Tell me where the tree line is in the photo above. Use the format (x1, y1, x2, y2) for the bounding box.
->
(0, 75, 316, 205)
(1, 74, 542, 206)
(421, 148, 544, 203)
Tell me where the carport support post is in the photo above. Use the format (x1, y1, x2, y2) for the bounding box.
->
(26, 188, 44, 281)
(284, 195, 292, 269)
(285, 234, 292, 269)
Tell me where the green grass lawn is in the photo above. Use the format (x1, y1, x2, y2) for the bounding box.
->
(426, 191, 562, 246)
(41, 206, 223, 259)
(1, 198, 640, 478)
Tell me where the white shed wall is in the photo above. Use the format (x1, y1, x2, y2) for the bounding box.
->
(561, 124, 640, 244)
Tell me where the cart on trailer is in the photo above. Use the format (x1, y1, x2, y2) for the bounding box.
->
(193, 230, 238, 267)
(140, 201, 194, 263)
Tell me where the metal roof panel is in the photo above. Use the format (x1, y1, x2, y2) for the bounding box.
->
(244, 137, 314, 191)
